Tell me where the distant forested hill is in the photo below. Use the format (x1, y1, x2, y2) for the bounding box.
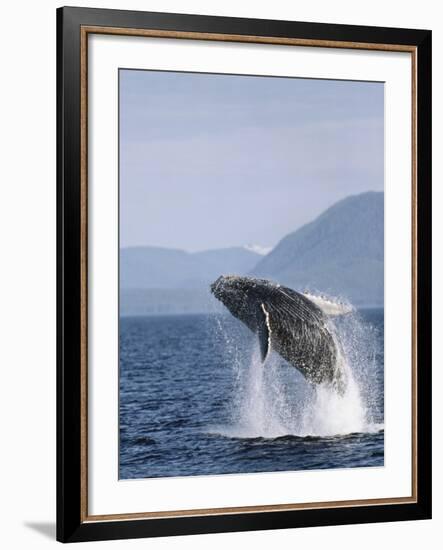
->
(120, 246, 261, 289)
(120, 246, 261, 315)
(251, 191, 384, 306)
(120, 191, 384, 315)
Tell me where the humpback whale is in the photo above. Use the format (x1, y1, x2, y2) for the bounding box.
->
(211, 275, 348, 393)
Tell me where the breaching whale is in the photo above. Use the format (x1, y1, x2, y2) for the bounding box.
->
(210, 275, 349, 393)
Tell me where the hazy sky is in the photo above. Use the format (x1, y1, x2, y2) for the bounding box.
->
(120, 69, 383, 252)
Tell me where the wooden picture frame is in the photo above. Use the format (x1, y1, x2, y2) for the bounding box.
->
(57, 6, 431, 543)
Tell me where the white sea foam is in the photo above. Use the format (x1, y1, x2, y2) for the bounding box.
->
(299, 352, 366, 436)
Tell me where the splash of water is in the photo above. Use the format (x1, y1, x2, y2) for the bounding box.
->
(212, 300, 383, 439)
(299, 352, 367, 436)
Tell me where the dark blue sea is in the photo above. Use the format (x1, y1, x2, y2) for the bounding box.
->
(119, 309, 384, 479)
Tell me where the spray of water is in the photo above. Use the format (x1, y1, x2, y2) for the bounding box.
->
(212, 297, 383, 439)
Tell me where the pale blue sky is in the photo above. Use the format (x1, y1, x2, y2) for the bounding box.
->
(120, 69, 383, 252)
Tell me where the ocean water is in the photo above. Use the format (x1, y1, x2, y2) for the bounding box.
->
(119, 309, 384, 479)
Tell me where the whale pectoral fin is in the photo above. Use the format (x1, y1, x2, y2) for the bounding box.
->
(258, 324, 270, 362)
(258, 303, 272, 362)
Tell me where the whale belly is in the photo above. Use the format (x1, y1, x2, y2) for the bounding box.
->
(270, 319, 339, 386)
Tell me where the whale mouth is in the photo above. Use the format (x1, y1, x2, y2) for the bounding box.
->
(211, 275, 253, 317)
(211, 275, 276, 309)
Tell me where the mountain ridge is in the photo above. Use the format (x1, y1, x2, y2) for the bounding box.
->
(251, 191, 383, 305)
(120, 245, 261, 290)
(120, 191, 384, 315)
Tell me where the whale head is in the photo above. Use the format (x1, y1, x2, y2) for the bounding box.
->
(210, 275, 278, 331)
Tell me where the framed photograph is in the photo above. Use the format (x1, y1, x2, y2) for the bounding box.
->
(57, 6, 432, 543)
